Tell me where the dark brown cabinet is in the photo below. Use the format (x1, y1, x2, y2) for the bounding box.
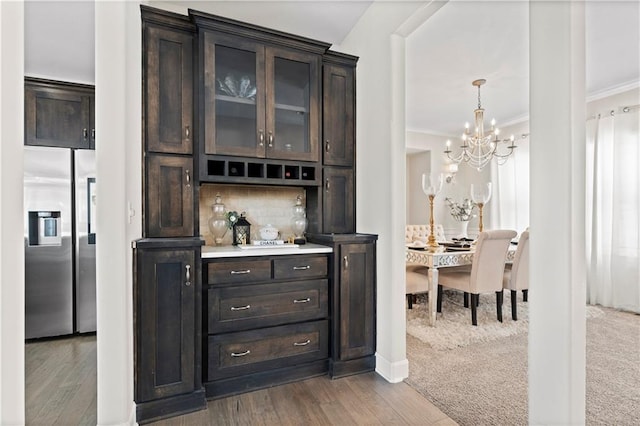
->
(146, 155, 194, 237)
(144, 24, 194, 155)
(142, 8, 196, 238)
(322, 58, 356, 167)
(320, 53, 357, 233)
(133, 238, 205, 423)
(323, 167, 355, 233)
(307, 234, 377, 378)
(137, 5, 374, 422)
(25, 78, 95, 149)
(198, 18, 324, 162)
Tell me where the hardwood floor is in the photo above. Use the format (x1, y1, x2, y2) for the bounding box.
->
(25, 335, 455, 425)
(25, 334, 97, 425)
(151, 373, 456, 426)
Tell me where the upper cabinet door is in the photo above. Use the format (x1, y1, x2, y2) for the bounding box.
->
(203, 32, 266, 158)
(202, 32, 320, 162)
(265, 47, 320, 162)
(145, 26, 193, 155)
(323, 63, 354, 166)
(25, 84, 92, 149)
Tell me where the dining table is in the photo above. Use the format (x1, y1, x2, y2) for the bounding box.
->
(406, 243, 516, 326)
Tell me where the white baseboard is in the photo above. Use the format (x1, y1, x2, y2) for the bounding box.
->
(374, 353, 409, 383)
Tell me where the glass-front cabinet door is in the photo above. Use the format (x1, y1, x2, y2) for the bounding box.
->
(204, 33, 266, 157)
(203, 32, 320, 162)
(265, 47, 320, 162)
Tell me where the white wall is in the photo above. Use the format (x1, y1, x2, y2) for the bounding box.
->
(95, 2, 141, 424)
(338, 1, 431, 382)
(24, 1, 94, 84)
(0, 2, 25, 423)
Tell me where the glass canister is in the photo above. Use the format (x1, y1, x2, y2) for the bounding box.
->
(208, 194, 228, 245)
(291, 195, 308, 242)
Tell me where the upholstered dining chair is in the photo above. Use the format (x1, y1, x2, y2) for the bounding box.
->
(503, 230, 529, 320)
(436, 229, 517, 325)
(406, 264, 429, 309)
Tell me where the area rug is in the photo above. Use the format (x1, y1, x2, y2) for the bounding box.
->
(405, 295, 640, 426)
(406, 291, 604, 350)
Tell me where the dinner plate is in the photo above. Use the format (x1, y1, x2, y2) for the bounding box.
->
(446, 246, 472, 252)
(406, 243, 427, 250)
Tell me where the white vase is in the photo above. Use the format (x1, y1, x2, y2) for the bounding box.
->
(457, 220, 470, 239)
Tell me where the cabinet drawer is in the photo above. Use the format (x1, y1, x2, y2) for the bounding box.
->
(208, 279, 328, 333)
(207, 320, 328, 381)
(273, 255, 327, 280)
(207, 259, 271, 285)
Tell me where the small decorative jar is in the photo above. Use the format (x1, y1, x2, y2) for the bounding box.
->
(207, 194, 228, 245)
(232, 213, 251, 245)
(259, 224, 279, 241)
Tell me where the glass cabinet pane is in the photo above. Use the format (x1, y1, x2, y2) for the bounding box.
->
(214, 45, 258, 152)
(273, 57, 310, 154)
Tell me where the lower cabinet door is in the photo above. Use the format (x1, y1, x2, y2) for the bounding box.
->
(208, 320, 328, 381)
(339, 243, 376, 360)
(136, 248, 196, 402)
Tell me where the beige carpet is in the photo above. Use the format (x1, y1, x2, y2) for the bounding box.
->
(405, 291, 640, 426)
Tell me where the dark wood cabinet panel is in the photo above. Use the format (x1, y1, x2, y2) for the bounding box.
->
(208, 279, 328, 333)
(323, 167, 355, 233)
(207, 320, 328, 381)
(136, 247, 196, 402)
(25, 78, 94, 149)
(322, 62, 355, 167)
(145, 25, 194, 154)
(146, 155, 194, 237)
(338, 243, 376, 360)
(134, 238, 205, 422)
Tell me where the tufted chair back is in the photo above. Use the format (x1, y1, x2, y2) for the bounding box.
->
(405, 224, 445, 244)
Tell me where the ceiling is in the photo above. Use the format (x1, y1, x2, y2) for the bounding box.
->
(25, 1, 640, 138)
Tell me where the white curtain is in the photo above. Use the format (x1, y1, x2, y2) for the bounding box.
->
(586, 110, 640, 313)
(491, 138, 530, 234)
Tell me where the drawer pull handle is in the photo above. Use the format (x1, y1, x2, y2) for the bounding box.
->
(293, 298, 311, 304)
(185, 264, 191, 287)
(293, 265, 310, 271)
(293, 339, 311, 347)
(231, 350, 251, 357)
(230, 269, 251, 275)
(230, 305, 251, 311)
(344, 255, 349, 269)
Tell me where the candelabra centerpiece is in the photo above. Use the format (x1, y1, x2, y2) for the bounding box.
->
(422, 173, 444, 252)
(471, 182, 492, 233)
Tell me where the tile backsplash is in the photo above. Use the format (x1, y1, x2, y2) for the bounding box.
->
(199, 184, 306, 246)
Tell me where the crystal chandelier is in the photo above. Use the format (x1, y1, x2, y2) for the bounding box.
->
(444, 79, 517, 171)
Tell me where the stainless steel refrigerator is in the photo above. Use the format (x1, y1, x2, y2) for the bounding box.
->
(24, 146, 96, 339)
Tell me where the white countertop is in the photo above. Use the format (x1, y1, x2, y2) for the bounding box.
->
(202, 243, 333, 258)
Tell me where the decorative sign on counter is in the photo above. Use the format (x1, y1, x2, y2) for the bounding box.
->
(252, 239, 285, 246)
(238, 243, 299, 250)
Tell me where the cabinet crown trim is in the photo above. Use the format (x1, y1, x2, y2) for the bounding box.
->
(25, 76, 95, 92)
(141, 5, 195, 32)
(190, 9, 331, 54)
